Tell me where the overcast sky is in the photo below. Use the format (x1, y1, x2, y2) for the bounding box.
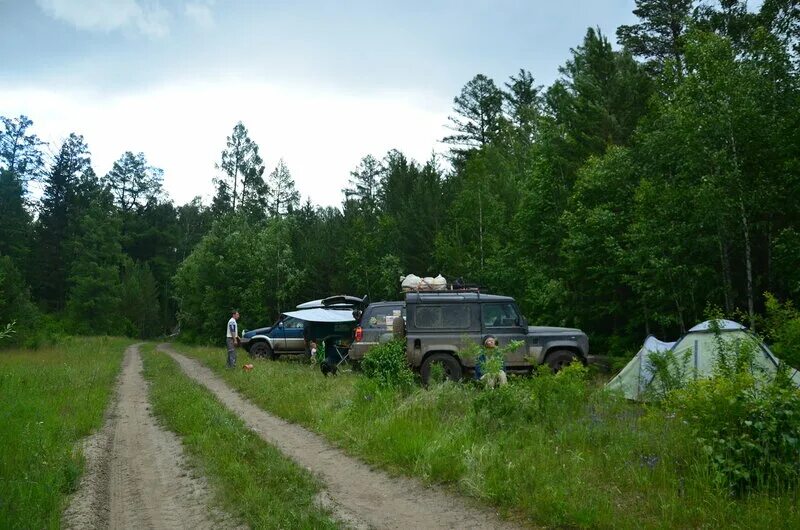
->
(0, 0, 638, 207)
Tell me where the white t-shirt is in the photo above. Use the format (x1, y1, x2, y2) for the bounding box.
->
(227, 317, 238, 338)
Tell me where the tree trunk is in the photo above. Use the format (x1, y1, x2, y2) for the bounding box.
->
(717, 228, 734, 314)
(478, 186, 484, 273)
(740, 198, 755, 332)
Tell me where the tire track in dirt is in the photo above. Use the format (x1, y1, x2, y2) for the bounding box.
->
(160, 343, 525, 530)
(62, 344, 241, 530)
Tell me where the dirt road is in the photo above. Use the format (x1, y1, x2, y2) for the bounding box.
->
(160, 343, 523, 530)
(62, 345, 239, 530)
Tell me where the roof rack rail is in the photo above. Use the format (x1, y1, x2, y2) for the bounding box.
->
(403, 286, 482, 295)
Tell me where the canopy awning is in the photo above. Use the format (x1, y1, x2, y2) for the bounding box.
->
(283, 308, 356, 323)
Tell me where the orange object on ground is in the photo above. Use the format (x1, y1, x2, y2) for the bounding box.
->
(243, 364, 254, 371)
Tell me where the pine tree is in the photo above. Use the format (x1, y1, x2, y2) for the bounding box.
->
(119, 261, 161, 338)
(34, 133, 93, 310)
(104, 151, 163, 213)
(617, 0, 694, 76)
(0, 170, 32, 272)
(215, 122, 265, 212)
(443, 74, 504, 151)
(265, 159, 299, 217)
(66, 187, 124, 334)
(342, 155, 384, 212)
(0, 115, 44, 185)
(0, 115, 43, 274)
(503, 69, 543, 138)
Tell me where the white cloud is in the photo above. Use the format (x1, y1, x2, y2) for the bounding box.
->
(35, 0, 169, 37)
(184, 1, 214, 29)
(0, 81, 449, 208)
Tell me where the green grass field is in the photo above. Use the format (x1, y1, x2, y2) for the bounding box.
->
(174, 343, 800, 529)
(139, 344, 339, 528)
(0, 336, 131, 529)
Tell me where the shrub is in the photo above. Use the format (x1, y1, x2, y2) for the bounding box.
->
(667, 374, 800, 494)
(0, 321, 14, 342)
(764, 292, 800, 369)
(657, 316, 800, 494)
(645, 347, 694, 401)
(471, 362, 591, 431)
(0, 256, 38, 346)
(360, 339, 415, 390)
(459, 338, 523, 386)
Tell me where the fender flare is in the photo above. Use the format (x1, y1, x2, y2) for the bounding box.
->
(542, 341, 585, 363)
(247, 335, 276, 349)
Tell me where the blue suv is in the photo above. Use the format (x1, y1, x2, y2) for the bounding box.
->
(241, 315, 307, 359)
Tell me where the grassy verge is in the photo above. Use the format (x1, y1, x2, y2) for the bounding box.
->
(0, 336, 131, 529)
(139, 344, 338, 529)
(173, 343, 800, 529)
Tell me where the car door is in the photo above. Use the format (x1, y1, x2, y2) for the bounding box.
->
(281, 316, 306, 352)
(270, 317, 288, 351)
(481, 302, 528, 367)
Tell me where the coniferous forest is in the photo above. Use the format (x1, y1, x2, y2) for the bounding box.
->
(2, 0, 800, 355)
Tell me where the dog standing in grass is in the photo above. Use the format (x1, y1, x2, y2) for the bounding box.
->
(226, 310, 240, 369)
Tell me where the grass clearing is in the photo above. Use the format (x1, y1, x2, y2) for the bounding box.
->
(0, 336, 130, 529)
(174, 343, 800, 529)
(139, 344, 339, 529)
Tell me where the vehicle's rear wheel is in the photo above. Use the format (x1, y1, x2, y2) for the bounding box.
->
(421, 353, 462, 386)
(545, 349, 578, 372)
(249, 341, 275, 359)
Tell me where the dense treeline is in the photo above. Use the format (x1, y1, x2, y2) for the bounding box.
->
(2, 0, 800, 351)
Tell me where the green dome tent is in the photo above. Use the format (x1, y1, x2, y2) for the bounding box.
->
(606, 319, 800, 401)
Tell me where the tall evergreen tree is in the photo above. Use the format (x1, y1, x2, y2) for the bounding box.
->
(0, 171, 32, 272)
(66, 186, 123, 333)
(503, 69, 543, 139)
(214, 122, 264, 212)
(443, 74, 504, 152)
(617, 0, 695, 76)
(0, 116, 42, 274)
(265, 159, 299, 216)
(104, 151, 164, 213)
(0, 115, 44, 185)
(34, 133, 93, 310)
(342, 155, 384, 212)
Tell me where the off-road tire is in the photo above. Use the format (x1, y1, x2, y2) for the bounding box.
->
(249, 341, 277, 360)
(421, 353, 462, 386)
(545, 349, 578, 372)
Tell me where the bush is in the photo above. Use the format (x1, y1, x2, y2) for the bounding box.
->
(667, 374, 800, 494)
(764, 292, 800, 369)
(471, 362, 590, 431)
(655, 316, 800, 494)
(0, 255, 40, 347)
(360, 339, 415, 390)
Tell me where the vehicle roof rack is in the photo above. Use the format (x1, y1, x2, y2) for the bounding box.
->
(403, 285, 483, 295)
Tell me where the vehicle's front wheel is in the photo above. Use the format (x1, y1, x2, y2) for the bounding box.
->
(421, 353, 462, 386)
(249, 341, 274, 359)
(545, 349, 578, 372)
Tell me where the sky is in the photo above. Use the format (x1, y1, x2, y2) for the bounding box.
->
(0, 0, 639, 207)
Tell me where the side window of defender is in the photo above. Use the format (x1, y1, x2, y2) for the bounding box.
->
(415, 304, 470, 329)
(482, 303, 521, 328)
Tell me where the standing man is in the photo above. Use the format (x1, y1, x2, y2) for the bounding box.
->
(226, 310, 240, 368)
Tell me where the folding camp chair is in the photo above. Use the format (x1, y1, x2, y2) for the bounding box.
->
(321, 336, 350, 375)
(331, 342, 350, 367)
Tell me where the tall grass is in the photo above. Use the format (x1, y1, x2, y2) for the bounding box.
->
(140, 345, 338, 529)
(175, 344, 800, 528)
(0, 336, 130, 529)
